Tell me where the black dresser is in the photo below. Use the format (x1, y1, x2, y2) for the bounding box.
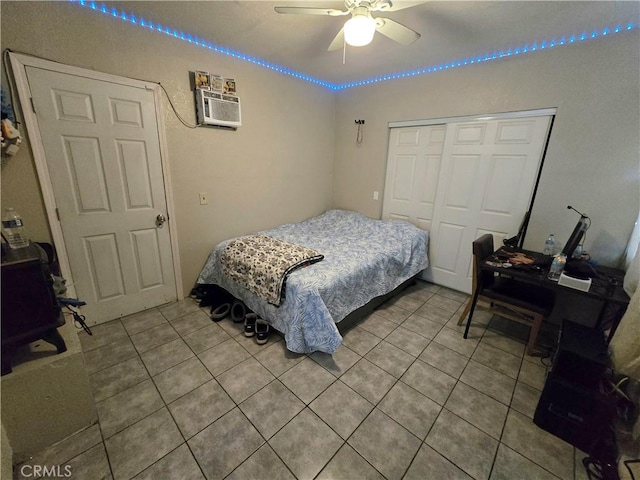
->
(1, 243, 66, 375)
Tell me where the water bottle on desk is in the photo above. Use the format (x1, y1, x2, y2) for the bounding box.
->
(2, 207, 29, 249)
(543, 234, 555, 255)
(548, 253, 566, 281)
(572, 244, 583, 259)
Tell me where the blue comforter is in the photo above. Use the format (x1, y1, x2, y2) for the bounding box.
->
(197, 209, 429, 354)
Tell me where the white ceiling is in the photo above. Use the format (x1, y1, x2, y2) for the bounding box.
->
(99, 1, 639, 86)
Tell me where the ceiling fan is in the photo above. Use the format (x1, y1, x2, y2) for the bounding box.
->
(274, 0, 422, 50)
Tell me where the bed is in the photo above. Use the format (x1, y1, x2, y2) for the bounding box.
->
(196, 209, 429, 354)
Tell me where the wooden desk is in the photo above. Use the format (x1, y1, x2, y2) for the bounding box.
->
(481, 247, 629, 341)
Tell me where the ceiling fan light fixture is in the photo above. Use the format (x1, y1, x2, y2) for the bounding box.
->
(344, 14, 376, 47)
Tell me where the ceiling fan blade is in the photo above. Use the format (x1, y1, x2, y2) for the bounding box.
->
(274, 6, 349, 16)
(375, 17, 420, 45)
(328, 27, 345, 51)
(373, 0, 427, 12)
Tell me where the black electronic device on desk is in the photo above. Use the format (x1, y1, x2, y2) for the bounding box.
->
(502, 210, 531, 249)
(1, 243, 67, 375)
(563, 258, 600, 282)
(557, 205, 595, 280)
(563, 206, 589, 256)
(564, 258, 598, 279)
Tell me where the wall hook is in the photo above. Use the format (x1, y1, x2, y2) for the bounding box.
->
(355, 120, 365, 146)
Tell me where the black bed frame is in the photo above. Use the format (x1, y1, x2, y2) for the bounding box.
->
(196, 275, 419, 339)
(336, 276, 418, 334)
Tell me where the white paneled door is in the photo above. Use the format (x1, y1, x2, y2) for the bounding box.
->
(384, 115, 552, 293)
(382, 125, 446, 232)
(26, 66, 177, 324)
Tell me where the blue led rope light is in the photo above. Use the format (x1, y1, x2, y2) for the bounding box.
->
(71, 0, 637, 91)
(336, 22, 638, 90)
(71, 0, 335, 89)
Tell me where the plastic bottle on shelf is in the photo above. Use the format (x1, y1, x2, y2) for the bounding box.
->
(2, 207, 29, 249)
(548, 253, 567, 281)
(543, 234, 555, 255)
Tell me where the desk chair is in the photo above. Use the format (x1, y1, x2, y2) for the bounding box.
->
(458, 234, 555, 355)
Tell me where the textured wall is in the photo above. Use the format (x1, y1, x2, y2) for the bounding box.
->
(2, 1, 638, 285)
(332, 31, 640, 267)
(1, 1, 336, 297)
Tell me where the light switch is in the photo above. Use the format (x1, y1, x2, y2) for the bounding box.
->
(373, 191, 379, 200)
(199, 193, 209, 205)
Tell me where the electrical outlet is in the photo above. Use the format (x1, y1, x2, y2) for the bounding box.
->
(199, 192, 209, 205)
(373, 191, 379, 200)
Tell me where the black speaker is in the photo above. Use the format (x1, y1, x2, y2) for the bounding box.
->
(534, 373, 614, 454)
(533, 321, 615, 458)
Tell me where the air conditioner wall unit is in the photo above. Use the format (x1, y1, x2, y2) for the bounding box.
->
(195, 89, 241, 128)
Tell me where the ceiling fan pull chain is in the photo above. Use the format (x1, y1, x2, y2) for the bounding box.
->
(343, 40, 347, 65)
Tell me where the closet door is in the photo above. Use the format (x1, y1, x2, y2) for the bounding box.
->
(383, 114, 552, 293)
(382, 125, 446, 232)
(425, 116, 552, 292)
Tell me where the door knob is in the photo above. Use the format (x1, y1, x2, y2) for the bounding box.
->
(155, 214, 167, 228)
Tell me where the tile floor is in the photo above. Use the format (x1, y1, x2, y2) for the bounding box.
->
(16, 280, 591, 480)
